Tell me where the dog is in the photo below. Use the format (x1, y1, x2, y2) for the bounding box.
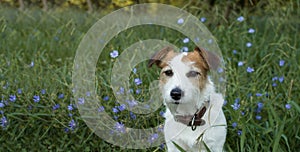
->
(148, 46, 227, 152)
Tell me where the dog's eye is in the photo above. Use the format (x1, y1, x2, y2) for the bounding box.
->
(164, 70, 173, 76)
(186, 71, 200, 77)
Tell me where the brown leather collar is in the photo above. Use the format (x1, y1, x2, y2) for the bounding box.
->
(174, 106, 207, 131)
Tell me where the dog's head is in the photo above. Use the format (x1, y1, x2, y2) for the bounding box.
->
(148, 47, 219, 105)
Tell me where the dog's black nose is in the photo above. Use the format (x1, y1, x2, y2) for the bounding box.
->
(170, 88, 183, 101)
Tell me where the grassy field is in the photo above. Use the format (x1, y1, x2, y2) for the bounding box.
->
(0, 2, 300, 151)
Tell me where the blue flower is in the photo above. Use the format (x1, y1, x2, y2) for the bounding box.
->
(117, 87, 125, 95)
(255, 115, 262, 120)
(98, 106, 105, 112)
(246, 67, 254, 73)
(126, 100, 138, 108)
(58, 93, 64, 99)
(238, 61, 244, 66)
(285, 104, 291, 110)
(278, 76, 284, 83)
(279, 60, 285, 66)
(68, 104, 74, 111)
(148, 133, 159, 144)
(217, 67, 224, 73)
(86, 91, 91, 97)
(110, 50, 119, 58)
(78, 97, 85, 105)
(135, 89, 141, 94)
(52, 104, 60, 110)
(33, 95, 40, 103)
(181, 46, 189, 52)
(232, 122, 238, 128)
(237, 16, 244, 22)
(258, 102, 264, 108)
(159, 111, 165, 117)
(255, 93, 263, 97)
(233, 50, 237, 54)
(132, 68, 137, 74)
(103, 96, 109, 101)
(272, 83, 277, 87)
(177, 18, 184, 24)
(231, 102, 240, 110)
(272, 76, 278, 81)
(248, 28, 255, 33)
(129, 112, 136, 120)
(0, 102, 5, 108)
(30, 61, 34, 67)
(41, 89, 46, 94)
(237, 130, 242, 136)
(0, 116, 8, 128)
(246, 42, 252, 48)
(118, 104, 126, 111)
(200, 17, 206, 23)
(9, 95, 16, 102)
(183, 38, 189, 43)
(68, 119, 76, 130)
(134, 78, 142, 85)
(114, 122, 126, 133)
(112, 107, 119, 113)
(17, 89, 22, 94)
(208, 39, 213, 44)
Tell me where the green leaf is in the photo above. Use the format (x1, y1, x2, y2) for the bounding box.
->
(172, 141, 186, 152)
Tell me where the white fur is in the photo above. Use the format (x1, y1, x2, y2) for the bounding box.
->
(161, 53, 227, 152)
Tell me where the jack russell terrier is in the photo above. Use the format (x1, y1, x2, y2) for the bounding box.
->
(148, 47, 227, 152)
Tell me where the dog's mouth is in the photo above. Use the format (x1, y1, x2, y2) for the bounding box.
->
(173, 101, 180, 105)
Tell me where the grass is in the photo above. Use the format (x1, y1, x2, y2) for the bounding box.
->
(0, 2, 300, 151)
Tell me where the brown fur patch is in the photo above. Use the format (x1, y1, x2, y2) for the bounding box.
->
(182, 51, 209, 90)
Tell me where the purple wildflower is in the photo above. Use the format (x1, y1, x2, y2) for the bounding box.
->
(232, 122, 238, 128)
(52, 104, 60, 110)
(112, 107, 119, 113)
(148, 133, 159, 144)
(256, 115, 262, 120)
(246, 42, 252, 48)
(78, 97, 85, 105)
(110, 50, 119, 58)
(68, 104, 74, 111)
(68, 119, 76, 130)
(9, 95, 16, 102)
(285, 104, 291, 110)
(181, 46, 189, 52)
(98, 106, 105, 112)
(134, 78, 142, 85)
(103, 96, 109, 101)
(177, 18, 184, 24)
(183, 38, 189, 43)
(237, 130, 242, 136)
(129, 112, 136, 120)
(17, 89, 22, 94)
(200, 17, 206, 23)
(237, 16, 244, 22)
(0, 116, 8, 128)
(33, 95, 40, 103)
(247, 67, 254, 73)
(114, 122, 126, 133)
(248, 28, 255, 33)
(118, 104, 126, 111)
(58, 93, 64, 99)
(278, 76, 284, 83)
(238, 61, 244, 66)
(279, 60, 285, 66)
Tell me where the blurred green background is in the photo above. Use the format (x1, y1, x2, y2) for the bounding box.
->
(0, 0, 299, 151)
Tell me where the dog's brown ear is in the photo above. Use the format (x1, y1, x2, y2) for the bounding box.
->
(194, 47, 220, 70)
(148, 47, 174, 68)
